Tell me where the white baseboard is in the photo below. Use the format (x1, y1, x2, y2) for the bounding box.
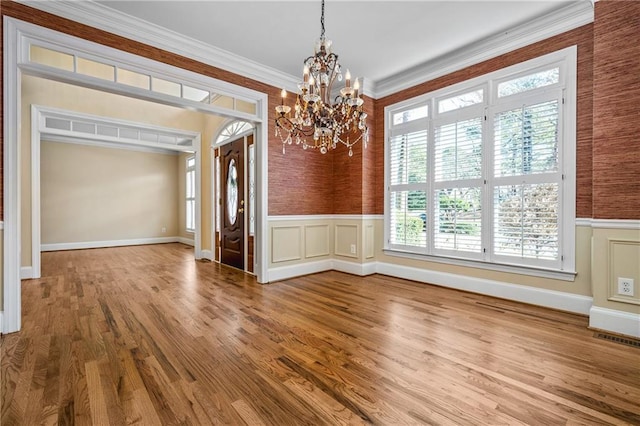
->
(268, 259, 592, 315)
(332, 259, 377, 276)
(269, 259, 377, 282)
(375, 262, 593, 315)
(0, 311, 3, 334)
(20, 266, 34, 280)
(201, 249, 214, 261)
(589, 306, 640, 338)
(268, 260, 333, 282)
(41, 236, 181, 252)
(177, 237, 195, 246)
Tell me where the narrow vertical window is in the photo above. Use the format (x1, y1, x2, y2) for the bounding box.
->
(186, 156, 196, 232)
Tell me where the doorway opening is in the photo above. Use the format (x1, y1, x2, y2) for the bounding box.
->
(3, 18, 269, 334)
(30, 103, 203, 279)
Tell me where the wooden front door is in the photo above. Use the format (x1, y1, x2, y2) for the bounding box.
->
(220, 138, 245, 270)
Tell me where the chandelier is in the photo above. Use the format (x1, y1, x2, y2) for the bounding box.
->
(274, 0, 369, 157)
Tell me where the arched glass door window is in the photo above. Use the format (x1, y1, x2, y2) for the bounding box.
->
(215, 120, 253, 145)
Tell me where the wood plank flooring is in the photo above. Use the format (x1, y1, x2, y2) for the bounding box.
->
(2, 243, 639, 425)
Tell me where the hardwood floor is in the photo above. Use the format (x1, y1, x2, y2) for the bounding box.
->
(2, 243, 639, 425)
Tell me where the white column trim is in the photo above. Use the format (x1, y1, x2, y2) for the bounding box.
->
(3, 17, 22, 334)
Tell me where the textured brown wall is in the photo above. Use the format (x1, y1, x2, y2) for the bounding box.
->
(268, 88, 335, 215)
(331, 95, 376, 215)
(592, 1, 640, 220)
(360, 97, 377, 215)
(0, 1, 331, 217)
(372, 24, 595, 217)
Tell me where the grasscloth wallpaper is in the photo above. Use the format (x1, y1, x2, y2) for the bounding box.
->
(592, 1, 640, 220)
(1, 1, 640, 220)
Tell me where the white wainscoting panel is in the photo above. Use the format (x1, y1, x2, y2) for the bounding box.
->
(304, 224, 330, 259)
(335, 224, 358, 258)
(365, 224, 375, 259)
(271, 226, 303, 263)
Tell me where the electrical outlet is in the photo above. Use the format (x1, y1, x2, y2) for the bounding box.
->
(617, 277, 634, 297)
(350, 244, 356, 254)
(161, 227, 167, 234)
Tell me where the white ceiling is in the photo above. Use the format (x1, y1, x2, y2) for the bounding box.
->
(95, 1, 583, 86)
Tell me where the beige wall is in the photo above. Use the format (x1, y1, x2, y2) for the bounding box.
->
(375, 222, 592, 297)
(41, 141, 179, 244)
(20, 75, 223, 267)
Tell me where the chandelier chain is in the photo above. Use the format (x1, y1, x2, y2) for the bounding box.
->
(320, 0, 326, 39)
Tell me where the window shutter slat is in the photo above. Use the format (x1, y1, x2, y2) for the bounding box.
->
(435, 117, 482, 182)
(434, 187, 482, 253)
(494, 183, 558, 260)
(494, 100, 559, 177)
(389, 190, 427, 248)
(390, 130, 428, 186)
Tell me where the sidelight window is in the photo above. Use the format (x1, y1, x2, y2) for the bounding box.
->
(186, 156, 196, 232)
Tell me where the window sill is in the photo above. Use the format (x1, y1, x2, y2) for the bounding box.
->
(382, 248, 577, 282)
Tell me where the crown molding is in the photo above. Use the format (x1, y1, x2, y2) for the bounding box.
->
(17, 0, 300, 92)
(373, 1, 594, 99)
(18, 1, 593, 100)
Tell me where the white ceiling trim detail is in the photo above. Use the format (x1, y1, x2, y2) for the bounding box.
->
(375, 1, 594, 98)
(19, 1, 593, 100)
(36, 105, 200, 154)
(18, 0, 300, 92)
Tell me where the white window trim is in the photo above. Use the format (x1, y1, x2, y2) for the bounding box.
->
(384, 46, 577, 280)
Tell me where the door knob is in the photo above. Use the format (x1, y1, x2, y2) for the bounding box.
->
(238, 208, 244, 213)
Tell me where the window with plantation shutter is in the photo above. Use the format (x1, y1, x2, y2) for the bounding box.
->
(384, 48, 576, 277)
(433, 102, 484, 257)
(388, 125, 428, 250)
(492, 94, 562, 267)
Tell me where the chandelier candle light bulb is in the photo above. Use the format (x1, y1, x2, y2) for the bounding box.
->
(274, 0, 369, 155)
